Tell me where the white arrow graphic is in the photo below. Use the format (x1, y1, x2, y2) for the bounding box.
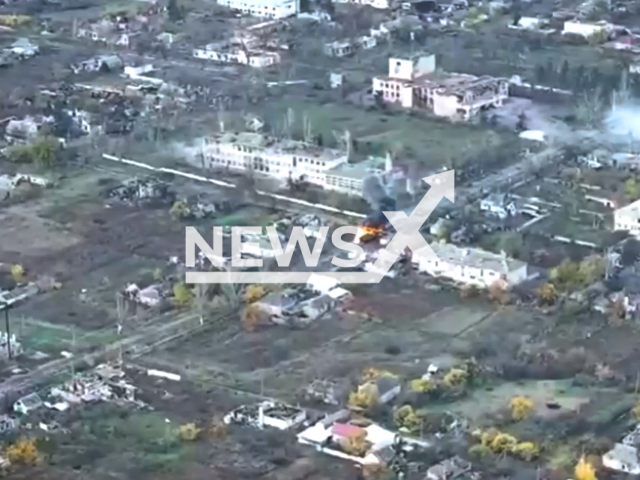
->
(366, 170, 455, 281)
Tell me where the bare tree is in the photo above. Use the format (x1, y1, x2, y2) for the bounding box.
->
(575, 87, 605, 128)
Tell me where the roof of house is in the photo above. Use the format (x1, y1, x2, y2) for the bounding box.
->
(365, 424, 396, 446)
(16, 392, 43, 408)
(257, 291, 300, 312)
(300, 294, 334, 314)
(428, 456, 472, 479)
(332, 422, 365, 438)
(414, 243, 527, 273)
(307, 273, 340, 292)
(604, 443, 640, 466)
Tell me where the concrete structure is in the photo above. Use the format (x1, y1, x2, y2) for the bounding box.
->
(223, 401, 306, 430)
(562, 20, 608, 38)
(603, 443, 640, 474)
(615, 199, 640, 235)
(479, 193, 516, 219)
(413, 243, 528, 288)
(217, 0, 299, 18)
(372, 53, 509, 120)
(193, 47, 280, 67)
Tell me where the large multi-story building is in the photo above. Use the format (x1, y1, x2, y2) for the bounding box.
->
(372, 53, 509, 120)
(332, 0, 391, 9)
(200, 132, 392, 196)
(202, 132, 348, 185)
(217, 0, 299, 18)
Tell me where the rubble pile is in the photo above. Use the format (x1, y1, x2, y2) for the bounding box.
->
(123, 283, 165, 307)
(45, 363, 142, 408)
(107, 177, 175, 205)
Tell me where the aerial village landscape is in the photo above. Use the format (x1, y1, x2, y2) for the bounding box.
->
(4, 0, 640, 477)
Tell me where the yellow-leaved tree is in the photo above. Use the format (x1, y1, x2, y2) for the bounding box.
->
(443, 368, 468, 389)
(5, 437, 39, 466)
(512, 442, 539, 461)
(244, 285, 265, 303)
(178, 423, 202, 441)
(348, 383, 379, 411)
(510, 396, 534, 421)
(173, 282, 193, 306)
(394, 405, 422, 433)
(575, 456, 597, 480)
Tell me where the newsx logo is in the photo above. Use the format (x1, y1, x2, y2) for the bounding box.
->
(184, 170, 454, 284)
(186, 223, 364, 270)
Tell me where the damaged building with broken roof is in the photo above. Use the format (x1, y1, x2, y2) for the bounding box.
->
(223, 401, 306, 430)
(372, 53, 509, 120)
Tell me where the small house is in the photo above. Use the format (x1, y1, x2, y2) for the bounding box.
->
(8, 38, 39, 57)
(13, 392, 43, 415)
(299, 294, 335, 322)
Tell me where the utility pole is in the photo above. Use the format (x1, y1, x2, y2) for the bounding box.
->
(3, 304, 11, 360)
(70, 325, 76, 379)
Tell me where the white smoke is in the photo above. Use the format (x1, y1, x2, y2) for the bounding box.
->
(606, 103, 640, 140)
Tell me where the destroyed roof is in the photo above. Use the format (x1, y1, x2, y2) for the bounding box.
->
(414, 72, 506, 97)
(210, 131, 347, 162)
(428, 456, 472, 479)
(326, 157, 386, 180)
(414, 243, 526, 273)
(16, 392, 43, 408)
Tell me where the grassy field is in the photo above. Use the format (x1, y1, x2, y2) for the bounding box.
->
(256, 98, 519, 170)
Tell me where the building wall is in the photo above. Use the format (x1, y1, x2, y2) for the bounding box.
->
(615, 213, 640, 235)
(217, 0, 298, 18)
(372, 77, 405, 104)
(415, 256, 526, 288)
(432, 93, 461, 118)
(325, 174, 363, 195)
